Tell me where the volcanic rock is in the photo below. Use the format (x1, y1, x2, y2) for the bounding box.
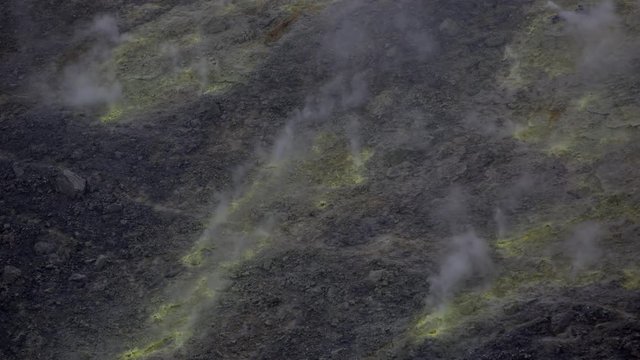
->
(55, 169, 86, 198)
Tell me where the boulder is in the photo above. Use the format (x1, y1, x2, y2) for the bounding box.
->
(55, 169, 86, 198)
(94, 255, 108, 270)
(2, 265, 22, 283)
(34, 241, 56, 255)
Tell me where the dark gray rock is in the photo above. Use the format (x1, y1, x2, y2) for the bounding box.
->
(2, 265, 22, 283)
(204, 16, 229, 34)
(103, 203, 123, 214)
(94, 255, 108, 270)
(55, 169, 86, 198)
(34, 241, 56, 255)
(69, 273, 87, 282)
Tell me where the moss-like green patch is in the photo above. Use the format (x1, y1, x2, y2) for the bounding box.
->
(181, 246, 213, 267)
(219, 235, 271, 273)
(83, 0, 281, 122)
(229, 175, 269, 213)
(502, 3, 640, 163)
(501, 7, 578, 90)
(495, 222, 558, 257)
(119, 331, 186, 360)
(622, 268, 640, 289)
(299, 132, 373, 188)
(151, 303, 182, 322)
(586, 194, 640, 223)
(315, 199, 329, 210)
(411, 292, 490, 340)
(491, 259, 559, 297)
(99, 103, 126, 123)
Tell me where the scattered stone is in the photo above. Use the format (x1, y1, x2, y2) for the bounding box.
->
(55, 169, 86, 198)
(204, 16, 229, 34)
(69, 273, 87, 282)
(3, 265, 22, 283)
(47, 253, 63, 265)
(34, 241, 55, 255)
(331, 348, 346, 356)
(87, 172, 103, 191)
(104, 203, 123, 214)
(90, 278, 109, 292)
(368, 269, 385, 283)
(94, 255, 108, 270)
(70, 149, 84, 160)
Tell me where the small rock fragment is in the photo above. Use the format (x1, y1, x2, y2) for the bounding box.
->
(34, 241, 55, 255)
(71, 149, 84, 160)
(368, 269, 385, 283)
(3, 265, 22, 283)
(204, 17, 229, 34)
(104, 203, 123, 214)
(94, 255, 108, 270)
(69, 273, 87, 282)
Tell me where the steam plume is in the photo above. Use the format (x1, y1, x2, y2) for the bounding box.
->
(428, 231, 494, 307)
(60, 15, 124, 107)
(565, 221, 603, 274)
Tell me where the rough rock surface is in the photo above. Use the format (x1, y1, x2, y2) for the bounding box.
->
(55, 169, 87, 198)
(1, 0, 640, 360)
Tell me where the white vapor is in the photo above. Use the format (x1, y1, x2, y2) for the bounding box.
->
(550, 0, 634, 79)
(565, 221, 603, 274)
(60, 15, 124, 107)
(428, 231, 493, 307)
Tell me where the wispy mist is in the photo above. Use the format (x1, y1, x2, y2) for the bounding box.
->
(439, 186, 469, 233)
(345, 114, 363, 166)
(321, 0, 437, 72)
(429, 188, 494, 307)
(550, 0, 633, 79)
(428, 231, 493, 307)
(494, 174, 534, 238)
(270, 72, 370, 164)
(565, 221, 603, 274)
(59, 14, 124, 107)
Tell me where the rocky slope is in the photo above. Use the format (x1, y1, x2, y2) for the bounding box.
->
(1, 0, 640, 359)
